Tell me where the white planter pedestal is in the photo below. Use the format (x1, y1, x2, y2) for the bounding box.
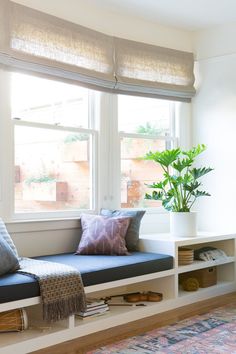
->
(170, 211, 197, 237)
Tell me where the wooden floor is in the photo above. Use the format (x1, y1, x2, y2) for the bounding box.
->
(33, 292, 236, 354)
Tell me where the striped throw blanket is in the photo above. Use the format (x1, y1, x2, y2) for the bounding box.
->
(18, 258, 86, 322)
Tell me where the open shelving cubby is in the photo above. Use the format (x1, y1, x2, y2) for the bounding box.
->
(140, 232, 236, 306)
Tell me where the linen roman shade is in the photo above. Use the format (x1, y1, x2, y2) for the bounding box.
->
(0, 0, 115, 91)
(0, 0, 195, 101)
(114, 38, 195, 101)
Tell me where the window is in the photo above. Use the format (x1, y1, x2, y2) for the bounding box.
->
(12, 73, 97, 215)
(7, 72, 179, 220)
(118, 95, 176, 209)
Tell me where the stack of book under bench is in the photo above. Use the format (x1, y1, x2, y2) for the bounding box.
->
(76, 298, 109, 319)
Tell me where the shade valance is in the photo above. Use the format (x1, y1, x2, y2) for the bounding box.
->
(0, 0, 195, 101)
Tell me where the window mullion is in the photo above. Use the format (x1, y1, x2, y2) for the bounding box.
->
(88, 91, 98, 211)
(175, 102, 192, 150)
(96, 93, 111, 211)
(108, 94, 120, 209)
(96, 93, 120, 211)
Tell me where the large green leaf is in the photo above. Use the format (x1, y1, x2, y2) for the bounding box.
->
(183, 181, 201, 192)
(145, 179, 168, 189)
(190, 167, 213, 180)
(168, 175, 184, 188)
(166, 189, 176, 199)
(182, 144, 206, 159)
(162, 198, 173, 211)
(145, 191, 163, 201)
(182, 173, 193, 184)
(172, 157, 193, 172)
(144, 148, 180, 167)
(192, 190, 211, 198)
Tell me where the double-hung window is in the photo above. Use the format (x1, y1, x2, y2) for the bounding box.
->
(11, 73, 97, 218)
(118, 95, 177, 209)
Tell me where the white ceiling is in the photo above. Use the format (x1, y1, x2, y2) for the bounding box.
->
(83, 0, 236, 31)
(14, 0, 236, 32)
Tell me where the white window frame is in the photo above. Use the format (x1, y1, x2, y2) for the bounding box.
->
(10, 77, 98, 221)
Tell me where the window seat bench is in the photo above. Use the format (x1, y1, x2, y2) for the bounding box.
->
(0, 252, 173, 304)
(1, 232, 235, 354)
(0, 249, 175, 354)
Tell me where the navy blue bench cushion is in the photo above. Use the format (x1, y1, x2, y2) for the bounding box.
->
(0, 252, 173, 303)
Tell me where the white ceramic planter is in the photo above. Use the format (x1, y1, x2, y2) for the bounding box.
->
(170, 211, 197, 237)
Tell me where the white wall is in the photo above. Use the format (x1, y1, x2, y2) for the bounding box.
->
(192, 24, 236, 233)
(7, 219, 82, 257)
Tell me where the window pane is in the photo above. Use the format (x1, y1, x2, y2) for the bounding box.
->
(15, 126, 91, 212)
(118, 95, 171, 136)
(11, 73, 89, 128)
(121, 137, 167, 208)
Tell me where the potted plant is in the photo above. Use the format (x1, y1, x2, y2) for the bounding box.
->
(143, 144, 213, 237)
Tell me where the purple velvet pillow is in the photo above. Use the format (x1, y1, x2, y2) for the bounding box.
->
(76, 214, 130, 255)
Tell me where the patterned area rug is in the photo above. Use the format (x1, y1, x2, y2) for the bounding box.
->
(88, 303, 236, 353)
